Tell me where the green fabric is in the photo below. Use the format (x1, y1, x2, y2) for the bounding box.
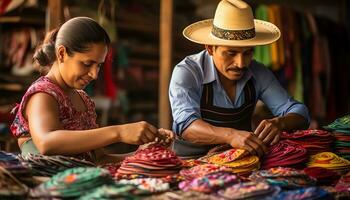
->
(20, 139, 40, 156)
(254, 5, 271, 67)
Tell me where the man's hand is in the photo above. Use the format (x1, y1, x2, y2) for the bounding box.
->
(254, 118, 283, 146)
(227, 129, 267, 157)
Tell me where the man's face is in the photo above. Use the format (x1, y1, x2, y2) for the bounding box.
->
(206, 45, 254, 81)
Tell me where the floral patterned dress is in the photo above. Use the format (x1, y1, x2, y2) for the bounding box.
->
(10, 76, 98, 160)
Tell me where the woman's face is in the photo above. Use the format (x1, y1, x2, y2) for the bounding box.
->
(58, 42, 108, 90)
(206, 45, 254, 81)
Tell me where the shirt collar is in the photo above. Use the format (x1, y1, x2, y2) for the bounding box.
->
(202, 50, 253, 85)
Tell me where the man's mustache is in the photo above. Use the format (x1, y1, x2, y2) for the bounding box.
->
(227, 66, 248, 73)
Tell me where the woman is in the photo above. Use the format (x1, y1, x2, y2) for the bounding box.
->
(11, 17, 172, 164)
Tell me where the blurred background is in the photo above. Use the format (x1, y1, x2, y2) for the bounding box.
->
(0, 0, 349, 152)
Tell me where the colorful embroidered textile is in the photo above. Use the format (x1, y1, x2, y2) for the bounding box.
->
(218, 181, 280, 200)
(220, 155, 260, 174)
(304, 167, 340, 186)
(200, 148, 248, 164)
(323, 114, 350, 133)
(333, 131, 350, 160)
(78, 185, 138, 200)
(249, 167, 316, 188)
(307, 152, 350, 174)
(118, 178, 170, 193)
(281, 129, 334, 155)
(261, 140, 308, 169)
(17, 153, 95, 177)
(179, 171, 240, 193)
(276, 187, 332, 200)
(181, 159, 204, 168)
(30, 167, 113, 199)
(117, 144, 182, 178)
(143, 190, 217, 200)
(179, 164, 232, 180)
(335, 171, 350, 192)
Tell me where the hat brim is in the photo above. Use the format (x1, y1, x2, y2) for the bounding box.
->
(183, 19, 280, 47)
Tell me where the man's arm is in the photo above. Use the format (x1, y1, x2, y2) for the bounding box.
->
(183, 119, 267, 157)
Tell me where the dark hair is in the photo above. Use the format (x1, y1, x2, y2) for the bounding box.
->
(33, 17, 110, 67)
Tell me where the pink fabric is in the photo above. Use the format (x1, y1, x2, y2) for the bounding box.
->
(11, 76, 98, 137)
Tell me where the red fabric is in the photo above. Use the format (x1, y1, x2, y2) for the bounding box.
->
(103, 47, 117, 100)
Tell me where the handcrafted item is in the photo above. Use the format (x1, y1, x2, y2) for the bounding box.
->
(0, 166, 28, 199)
(179, 163, 232, 180)
(218, 181, 280, 200)
(335, 171, 350, 192)
(17, 153, 95, 177)
(307, 152, 350, 174)
(30, 167, 113, 199)
(261, 140, 308, 169)
(117, 144, 182, 178)
(179, 171, 240, 193)
(277, 187, 331, 200)
(304, 167, 340, 186)
(249, 167, 316, 188)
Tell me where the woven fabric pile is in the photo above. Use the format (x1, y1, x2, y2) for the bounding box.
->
(276, 187, 332, 200)
(117, 144, 182, 178)
(303, 167, 340, 186)
(217, 181, 280, 200)
(335, 171, 350, 193)
(179, 163, 232, 180)
(281, 129, 334, 155)
(249, 167, 316, 189)
(78, 184, 140, 200)
(324, 114, 350, 160)
(307, 152, 350, 174)
(0, 166, 28, 199)
(30, 167, 113, 199)
(0, 151, 33, 186)
(17, 153, 95, 177)
(199, 148, 260, 174)
(179, 171, 240, 193)
(261, 140, 308, 169)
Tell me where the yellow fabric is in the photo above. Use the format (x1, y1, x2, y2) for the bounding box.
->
(308, 152, 350, 174)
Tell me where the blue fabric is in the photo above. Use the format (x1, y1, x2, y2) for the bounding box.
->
(169, 50, 310, 136)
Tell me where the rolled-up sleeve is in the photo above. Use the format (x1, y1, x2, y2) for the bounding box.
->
(169, 61, 203, 137)
(254, 63, 310, 124)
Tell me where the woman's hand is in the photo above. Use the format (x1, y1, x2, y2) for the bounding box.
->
(118, 121, 158, 145)
(156, 128, 174, 146)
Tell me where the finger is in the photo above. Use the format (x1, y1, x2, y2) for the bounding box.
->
(144, 131, 156, 142)
(140, 135, 150, 144)
(257, 125, 272, 142)
(254, 120, 266, 136)
(262, 130, 278, 145)
(146, 123, 158, 134)
(270, 134, 280, 146)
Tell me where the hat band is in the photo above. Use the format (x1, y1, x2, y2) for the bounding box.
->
(211, 25, 256, 40)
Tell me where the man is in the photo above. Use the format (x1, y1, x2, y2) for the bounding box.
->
(169, 0, 310, 158)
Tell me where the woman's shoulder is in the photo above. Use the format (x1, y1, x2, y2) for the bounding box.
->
(26, 76, 65, 99)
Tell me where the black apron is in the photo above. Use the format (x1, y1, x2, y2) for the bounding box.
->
(173, 79, 256, 158)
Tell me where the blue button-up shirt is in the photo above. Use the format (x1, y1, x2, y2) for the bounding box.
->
(169, 50, 310, 136)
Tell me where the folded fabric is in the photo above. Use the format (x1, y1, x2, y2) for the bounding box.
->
(179, 171, 240, 193)
(249, 167, 316, 188)
(307, 152, 350, 174)
(335, 171, 350, 192)
(78, 184, 139, 200)
(323, 114, 350, 132)
(30, 167, 113, 199)
(218, 181, 280, 200)
(304, 167, 340, 186)
(261, 140, 308, 169)
(179, 163, 232, 180)
(117, 144, 182, 178)
(276, 187, 332, 200)
(118, 178, 169, 193)
(199, 148, 248, 164)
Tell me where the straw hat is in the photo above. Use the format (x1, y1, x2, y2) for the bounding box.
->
(183, 0, 280, 47)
